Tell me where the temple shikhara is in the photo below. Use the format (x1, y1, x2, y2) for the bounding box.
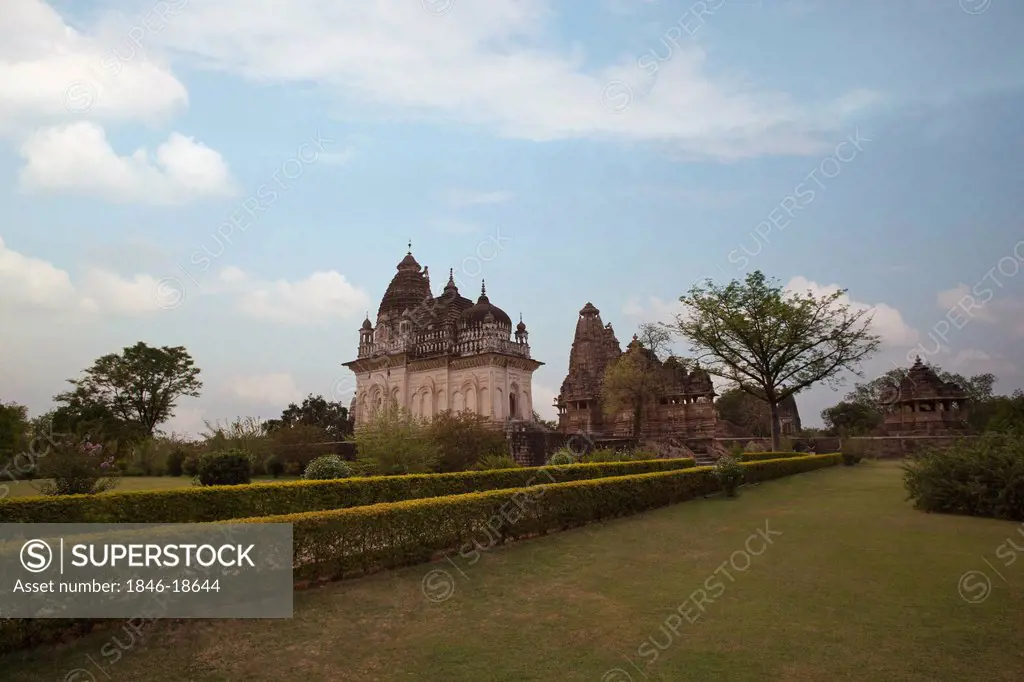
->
(554, 302, 720, 444)
(880, 357, 970, 435)
(344, 248, 541, 428)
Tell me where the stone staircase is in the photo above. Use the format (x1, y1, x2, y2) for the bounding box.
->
(693, 452, 717, 467)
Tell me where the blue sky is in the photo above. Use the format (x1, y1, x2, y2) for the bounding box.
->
(2, 0, 1023, 435)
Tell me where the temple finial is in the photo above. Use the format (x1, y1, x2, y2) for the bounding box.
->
(481, 279, 486, 296)
(407, 239, 412, 254)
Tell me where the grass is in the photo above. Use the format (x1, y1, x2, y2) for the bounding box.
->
(3, 475, 300, 498)
(4, 461, 1023, 681)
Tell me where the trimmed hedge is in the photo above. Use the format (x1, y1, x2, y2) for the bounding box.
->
(0, 454, 837, 654)
(243, 454, 841, 583)
(0, 458, 695, 524)
(740, 451, 813, 462)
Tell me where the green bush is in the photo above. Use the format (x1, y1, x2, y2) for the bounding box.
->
(264, 455, 285, 478)
(0, 457, 697, 524)
(713, 455, 744, 497)
(472, 454, 521, 470)
(584, 447, 619, 463)
(181, 455, 199, 478)
(166, 448, 186, 477)
(548, 449, 575, 466)
(355, 407, 439, 475)
(903, 434, 1024, 521)
(427, 410, 508, 472)
(35, 433, 118, 496)
(842, 452, 857, 466)
(196, 450, 251, 486)
(303, 455, 352, 480)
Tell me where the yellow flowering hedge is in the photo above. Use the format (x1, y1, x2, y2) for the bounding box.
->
(741, 451, 817, 462)
(0, 458, 695, 524)
(240, 454, 841, 583)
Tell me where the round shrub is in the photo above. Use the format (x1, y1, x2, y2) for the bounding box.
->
(547, 450, 575, 466)
(264, 454, 285, 478)
(196, 449, 252, 486)
(713, 455, 744, 497)
(303, 455, 352, 480)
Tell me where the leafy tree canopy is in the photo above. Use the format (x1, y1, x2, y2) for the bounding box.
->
(54, 342, 202, 437)
(265, 393, 353, 437)
(669, 270, 880, 449)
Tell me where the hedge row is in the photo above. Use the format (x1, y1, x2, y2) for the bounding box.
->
(741, 451, 815, 462)
(0, 458, 696, 524)
(242, 454, 842, 583)
(0, 454, 838, 654)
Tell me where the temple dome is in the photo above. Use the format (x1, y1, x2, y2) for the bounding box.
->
(459, 280, 512, 328)
(377, 249, 431, 321)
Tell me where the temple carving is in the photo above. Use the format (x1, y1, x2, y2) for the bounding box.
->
(880, 357, 969, 435)
(554, 302, 718, 443)
(343, 248, 542, 428)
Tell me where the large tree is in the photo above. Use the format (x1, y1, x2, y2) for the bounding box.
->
(601, 323, 671, 437)
(265, 393, 353, 437)
(670, 271, 881, 450)
(0, 401, 30, 462)
(54, 342, 202, 437)
(714, 386, 772, 437)
(821, 400, 883, 436)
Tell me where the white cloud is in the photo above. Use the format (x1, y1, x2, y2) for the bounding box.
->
(948, 349, 1018, 378)
(0, 235, 92, 311)
(623, 295, 683, 322)
(222, 268, 371, 325)
(937, 283, 1024, 338)
(139, 0, 877, 160)
(785, 277, 919, 347)
(18, 122, 236, 203)
(78, 267, 171, 314)
(228, 373, 303, 405)
(0, 0, 187, 134)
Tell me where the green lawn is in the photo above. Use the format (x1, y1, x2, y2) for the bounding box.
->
(5, 462, 1023, 681)
(3, 475, 299, 498)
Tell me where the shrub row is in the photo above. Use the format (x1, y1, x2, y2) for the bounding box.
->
(903, 433, 1024, 521)
(741, 451, 812, 462)
(0, 454, 838, 654)
(0, 458, 695, 524)
(242, 454, 842, 583)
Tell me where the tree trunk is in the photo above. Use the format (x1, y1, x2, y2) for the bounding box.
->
(769, 401, 782, 451)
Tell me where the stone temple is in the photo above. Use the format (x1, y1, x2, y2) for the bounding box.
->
(554, 302, 719, 444)
(880, 356, 970, 435)
(344, 248, 542, 428)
